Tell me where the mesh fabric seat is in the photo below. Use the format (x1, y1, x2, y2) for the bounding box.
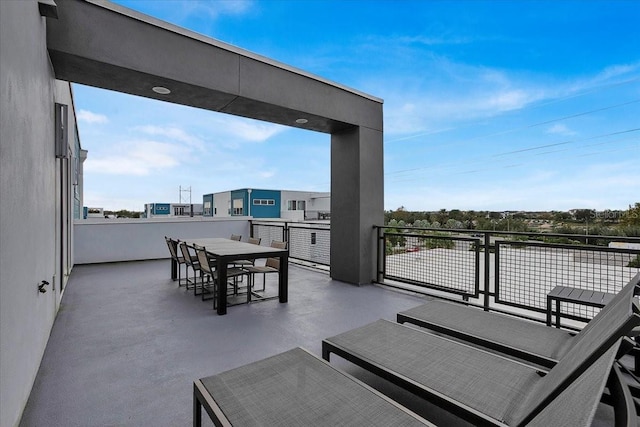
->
(398, 272, 640, 368)
(195, 343, 630, 426)
(194, 348, 435, 427)
(245, 240, 286, 294)
(323, 279, 640, 426)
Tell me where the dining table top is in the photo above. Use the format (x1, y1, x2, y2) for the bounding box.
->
(181, 237, 287, 258)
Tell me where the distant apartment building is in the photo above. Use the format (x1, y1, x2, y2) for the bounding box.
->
(202, 189, 330, 221)
(84, 207, 105, 219)
(142, 203, 204, 218)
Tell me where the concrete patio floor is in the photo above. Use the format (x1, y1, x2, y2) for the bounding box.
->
(19, 260, 616, 426)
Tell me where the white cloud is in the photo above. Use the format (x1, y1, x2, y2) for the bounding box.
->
(397, 35, 475, 46)
(176, 0, 252, 20)
(84, 140, 190, 176)
(546, 124, 577, 136)
(224, 118, 287, 142)
(77, 109, 108, 124)
(134, 125, 205, 151)
(258, 170, 276, 179)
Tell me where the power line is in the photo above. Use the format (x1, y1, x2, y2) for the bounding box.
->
(383, 78, 640, 145)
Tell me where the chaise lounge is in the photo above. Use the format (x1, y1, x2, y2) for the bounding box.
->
(396, 272, 640, 368)
(194, 342, 635, 426)
(322, 278, 640, 426)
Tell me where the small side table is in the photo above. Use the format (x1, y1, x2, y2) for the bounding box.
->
(546, 286, 616, 328)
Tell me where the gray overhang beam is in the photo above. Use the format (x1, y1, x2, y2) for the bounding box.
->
(46, 0, 383, 134)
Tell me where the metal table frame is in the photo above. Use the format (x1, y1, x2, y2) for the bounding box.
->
(172, 238, 288, 315)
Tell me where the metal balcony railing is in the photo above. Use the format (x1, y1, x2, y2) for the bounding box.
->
(376, 226, 640, 325)
(250, 221, 640, 326)
(251, 221, 330, 266)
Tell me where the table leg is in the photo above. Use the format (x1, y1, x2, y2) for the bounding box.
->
(193, 389, 201, 427)
(546, 296, 552, 327)
(217, 259, 227, 315)
(279, 254, 288, 303)
(171, 258, 177, 280)
(555, 300, 561, 328)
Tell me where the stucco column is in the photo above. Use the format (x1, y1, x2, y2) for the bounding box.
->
(330, 125, 383, 285)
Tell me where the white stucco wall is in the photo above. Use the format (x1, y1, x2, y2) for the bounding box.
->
(0, 2, 65, 426)
(213, 191, 231, 217)
(74, 217, 251, 264)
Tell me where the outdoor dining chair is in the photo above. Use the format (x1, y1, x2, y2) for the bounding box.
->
(232, 237, 262, 269)
(193, 244, 248, 307)
(179, 242, 202, 293)
(164, 236, 187, 287)
(245, 240, 287, 293)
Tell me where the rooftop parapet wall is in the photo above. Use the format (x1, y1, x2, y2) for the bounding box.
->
(74, 217, 250, 264)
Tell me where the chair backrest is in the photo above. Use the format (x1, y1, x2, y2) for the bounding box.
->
(165, 236, 179, 260)
(523, 339, 621, 427)
(270, 240, 287, 250)
(510, 273, 640, 425)
(179, 242, 197, 268)
(264, 241, 287, 269)
(193, 244, 213, 275)
(265, 257, 280, 269)
(230, 234, 242, 241)
(248, 237, 261, 245)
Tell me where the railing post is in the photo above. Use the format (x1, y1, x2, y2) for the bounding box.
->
(483, 232, 491, 311)
(375, 226, 383, 283)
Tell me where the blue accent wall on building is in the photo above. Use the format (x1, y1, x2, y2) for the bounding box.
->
(152, 203, 170, 215)
(249, 189, 281, 218)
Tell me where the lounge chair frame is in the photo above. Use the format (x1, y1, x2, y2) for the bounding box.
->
(397, 273, 640, 369)
(323, 279, 640, 427)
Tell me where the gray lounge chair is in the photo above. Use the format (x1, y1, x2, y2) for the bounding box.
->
(194, 343, 636, 426)
(397, 272, 640, 368)
(194, 348, 435, 427)
(322, 284, 640, 426)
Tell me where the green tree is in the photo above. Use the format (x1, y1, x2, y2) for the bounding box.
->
(573, 209, 595, 222)
(621, 203, 640, 226)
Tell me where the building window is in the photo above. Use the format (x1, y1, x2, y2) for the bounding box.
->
(232, 199, 243, 215)
(253, 199, 275, 206)
(174, 206, 185, 216)
(311, 232, 316, 245)
(287, 200, 306, 211)
(203, 201, 211, 216)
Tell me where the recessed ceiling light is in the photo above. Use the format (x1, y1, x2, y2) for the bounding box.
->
(295, 118, 308, 124)
(152, 86, 171, 95)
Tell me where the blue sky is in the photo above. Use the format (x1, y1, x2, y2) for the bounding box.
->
(74, 0, 639, 212)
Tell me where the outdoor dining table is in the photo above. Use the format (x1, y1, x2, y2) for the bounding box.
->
(173, 237, 289, 315)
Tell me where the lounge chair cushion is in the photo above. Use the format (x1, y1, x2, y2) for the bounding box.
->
(199, 347, 433, 426)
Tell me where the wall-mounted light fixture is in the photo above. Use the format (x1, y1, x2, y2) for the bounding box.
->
(38, 0, 58, 19)
(54, 103, 68, 159)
